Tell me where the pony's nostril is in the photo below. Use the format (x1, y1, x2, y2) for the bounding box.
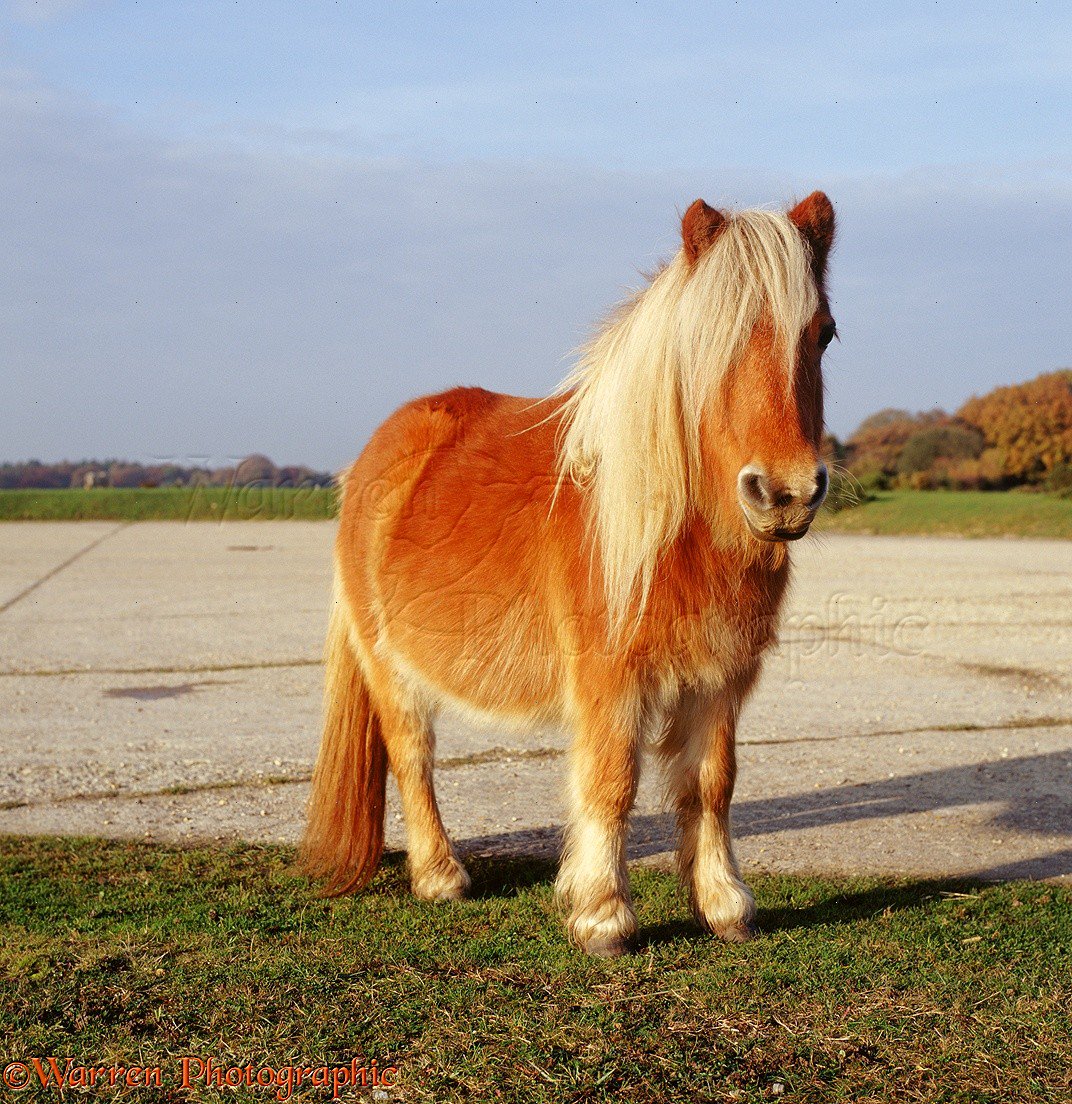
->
(741, 462, 827, 515)
(807, 463, 829, 508)
(738, 468, 771, 510)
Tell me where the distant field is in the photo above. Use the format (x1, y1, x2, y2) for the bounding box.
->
(2, 486, 1072, 538)
(0, 486, 337, 522)
(817, 489, 1072, 539)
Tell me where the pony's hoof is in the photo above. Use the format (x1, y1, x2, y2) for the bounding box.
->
(714, 920, 759, 943)
(412, 860, 471, 902)
(582, 932, 636, 959)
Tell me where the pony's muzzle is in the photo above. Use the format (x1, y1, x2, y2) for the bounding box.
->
(737, 461, 827, 542)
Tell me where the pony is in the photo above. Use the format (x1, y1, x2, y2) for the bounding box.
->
(301, 192, 837, 957)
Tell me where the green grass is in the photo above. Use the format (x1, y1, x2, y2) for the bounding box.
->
(1, 837, 1069, 1102)
(2, 486, 1072, 539)
(818, 489, 1072, 539)
(0, 486, 337, 522)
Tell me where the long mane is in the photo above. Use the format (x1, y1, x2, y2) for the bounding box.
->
(556, 209, 819, 629)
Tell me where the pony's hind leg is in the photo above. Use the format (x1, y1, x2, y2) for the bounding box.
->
(556, 694, 642, 957)
(374, 685, 470, 901)
(661, 682, 756, 942)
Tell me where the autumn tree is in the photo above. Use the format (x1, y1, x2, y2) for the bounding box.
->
(844, 408, 948, 477)
(897, 423, 984, 476)
(958, 371, 1072, 482)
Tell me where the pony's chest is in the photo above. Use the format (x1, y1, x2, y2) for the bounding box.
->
(646, 558, 790, 688)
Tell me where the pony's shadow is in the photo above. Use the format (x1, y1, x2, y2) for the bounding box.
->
(752, 876, 986, 936)
(453, 748, 1072, 943)
(637, 877, 996, 947)
(465, 854, 559, 900)
(459, 748, 1072, 882)
(456, 828, 971, 947)
(371, 851, 557, 904)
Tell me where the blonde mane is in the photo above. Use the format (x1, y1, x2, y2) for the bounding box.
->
(556, 208, 819, 629)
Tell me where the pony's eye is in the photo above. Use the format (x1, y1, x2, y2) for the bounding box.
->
(818, 322, 837, 349)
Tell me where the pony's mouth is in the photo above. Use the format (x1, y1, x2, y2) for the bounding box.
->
(740, 510, 813, 543)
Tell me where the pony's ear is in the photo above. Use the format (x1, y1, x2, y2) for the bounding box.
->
(788, 191, 836, 277)
(681, 199, 727, 265)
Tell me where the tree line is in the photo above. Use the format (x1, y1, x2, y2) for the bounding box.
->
(5, 371, 1072, 497)
(827, 370, 1072, 497)
(0, 454, 334, 491)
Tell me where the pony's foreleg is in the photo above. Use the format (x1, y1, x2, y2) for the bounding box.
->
(663, 684, 756, 942)
(556, 699, 641, 957)
(376, 694, 470, 902)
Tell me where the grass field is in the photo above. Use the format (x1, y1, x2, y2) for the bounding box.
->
(0, 486, 338, 522)
(1, 837, 1069, 1103)
(2, 486, 1072, 538)
(817, 489, 1072, 539)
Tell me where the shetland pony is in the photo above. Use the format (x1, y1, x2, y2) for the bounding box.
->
(302, 192, 837, 956)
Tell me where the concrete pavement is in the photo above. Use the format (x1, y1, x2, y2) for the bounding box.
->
(1, 521, 1070, 883)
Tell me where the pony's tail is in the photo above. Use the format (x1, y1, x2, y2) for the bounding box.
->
(300, 595, 387, 895)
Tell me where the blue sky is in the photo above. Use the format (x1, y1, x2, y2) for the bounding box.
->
(3, 1, 1070, 468)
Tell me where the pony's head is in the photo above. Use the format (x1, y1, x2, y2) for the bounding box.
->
(682, 192, 836, 543)
(558, 192, 837, 625)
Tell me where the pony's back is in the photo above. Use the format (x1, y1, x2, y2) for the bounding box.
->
(334, 386, 580, 726)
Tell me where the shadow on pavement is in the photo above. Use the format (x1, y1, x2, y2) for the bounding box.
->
(457, 749, 1072, 881)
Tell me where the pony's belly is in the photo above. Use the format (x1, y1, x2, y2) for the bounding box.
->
(374, 551, 561, 723)
(379, 614, 561, 724)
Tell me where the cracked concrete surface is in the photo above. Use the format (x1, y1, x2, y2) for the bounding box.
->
(1, 520, 1070, 883)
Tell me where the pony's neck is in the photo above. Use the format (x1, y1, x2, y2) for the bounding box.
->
(662, 508, 789, 588)
(555, 209, 817, 629)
